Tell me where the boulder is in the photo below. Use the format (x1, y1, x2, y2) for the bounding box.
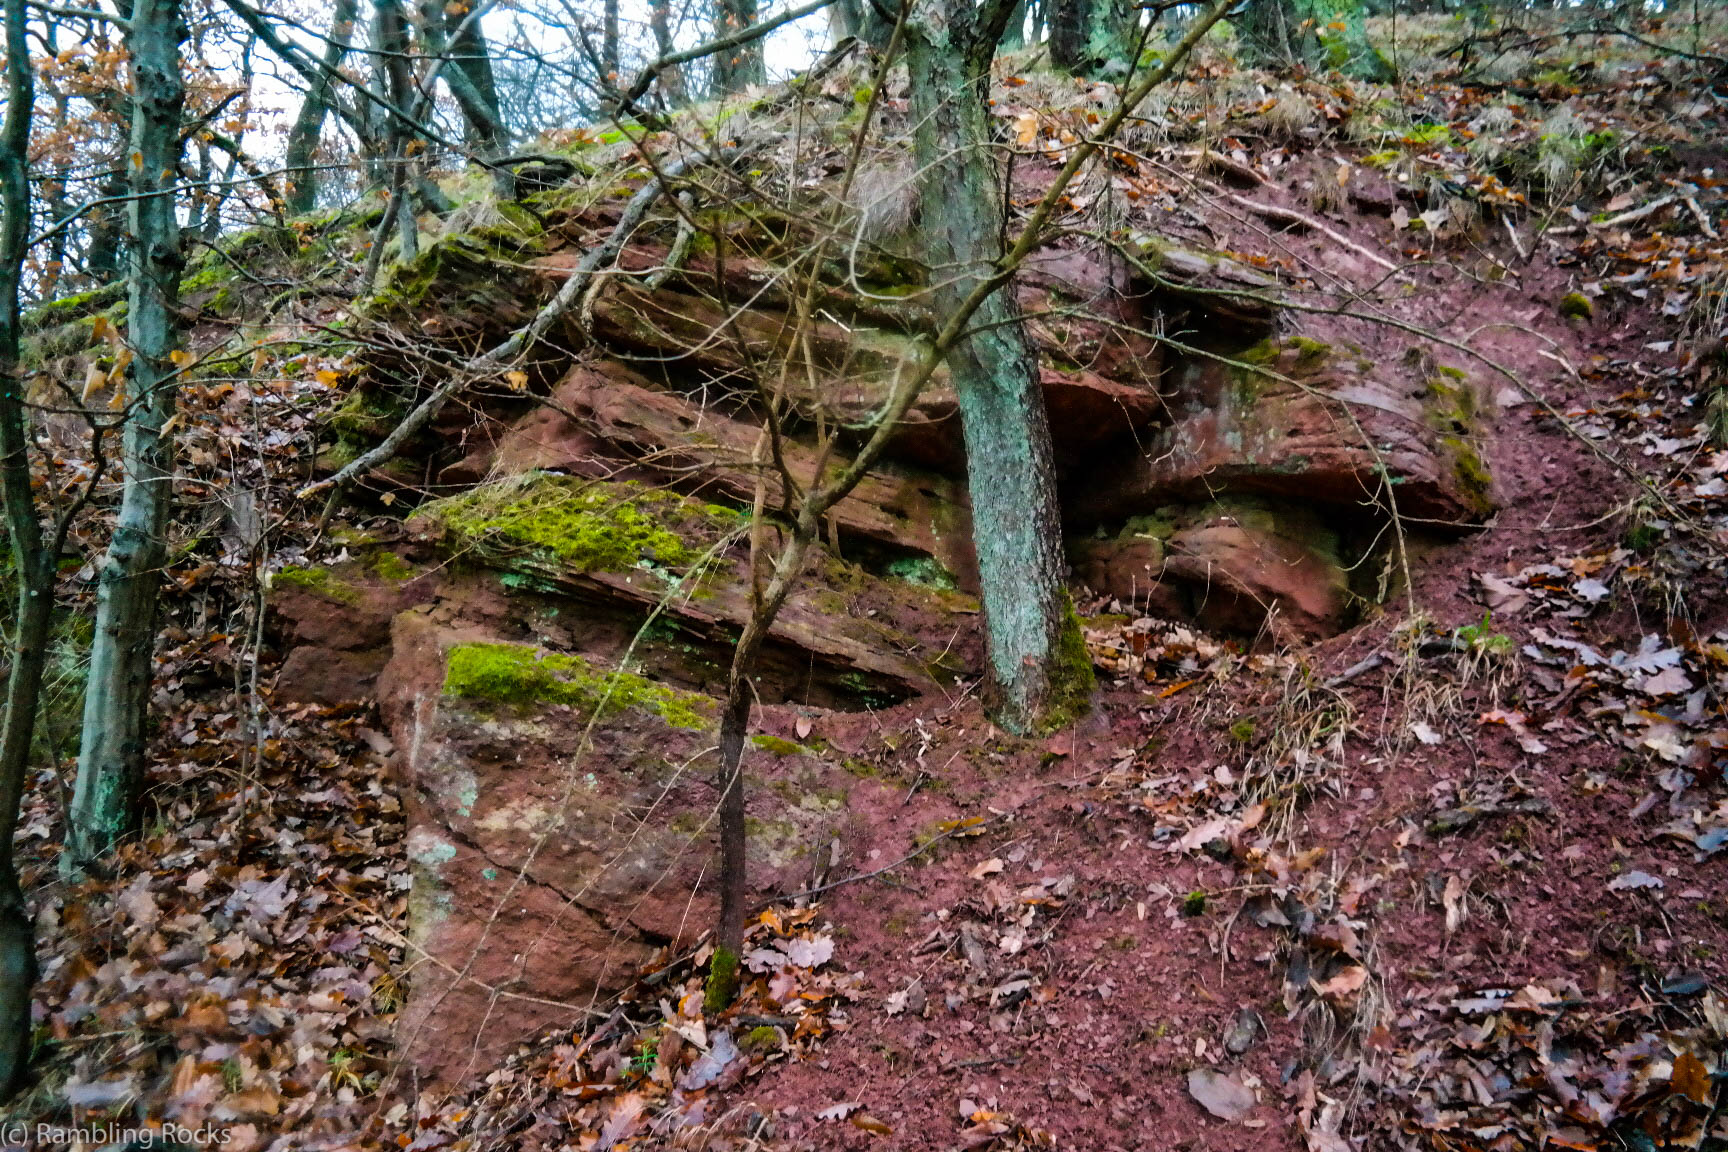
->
(382, 607, 866, 1083)
(1068, 339, 1496, 529)
(268, 557, 436, 704)
(415, 472, 973, 703)
(1071, 497, 1355, 641)
(379, 475, 979, 1081)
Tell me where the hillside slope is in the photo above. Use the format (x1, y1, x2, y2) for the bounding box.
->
(11, 17, 1728, 1152)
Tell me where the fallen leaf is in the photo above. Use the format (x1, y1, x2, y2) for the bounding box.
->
(970, 857, 1004, 880)
(1607, 869, 1664, 891)
(1671, 1051, 1712, 1105)
(1187, 1067, 1257, 1122)
(1312, 965, 1368, 1003)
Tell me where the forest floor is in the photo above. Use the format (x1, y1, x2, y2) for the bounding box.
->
(10, 12, 1728, 1152)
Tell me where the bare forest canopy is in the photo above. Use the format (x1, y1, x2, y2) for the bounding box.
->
(2, 0, 1728, 1149)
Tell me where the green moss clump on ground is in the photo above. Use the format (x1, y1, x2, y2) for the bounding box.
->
(368, 551, 416, 582)
(1422, 374, 1496, 518)
(750, 734, 804, 757)
(427, 473, 740, 576)
(740, 1025, 781, 1053)
(443, 641, 711, 730)
(1039, 594, 1096, 733)
(329, 388, 409, 446)
(1289, 335, 1332, 368)
(1558, 291, 1594, 321)
(272, 565, 361, 604)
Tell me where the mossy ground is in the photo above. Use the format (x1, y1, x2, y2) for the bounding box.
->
(443, 641, 711, 730)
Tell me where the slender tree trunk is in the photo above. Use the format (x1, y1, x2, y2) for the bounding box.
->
(711, 0, 765, 93)
(1000, 0, 1026, 49)
(649, 0, 687, 102)
(67, 0, 187, 869)
(284, 0, 359, 215)
(1240, 0, 1314, 68)
(84, 170, 128, 284)
(416, 0, 506, 153)
(905, 0, 1083, 733)
(374, 0, 418, 259)
(447, 4, 503, 128)
(832, 0, 895, 51)
(0, 0, 50, 1099)
(603, 0, 620, 81)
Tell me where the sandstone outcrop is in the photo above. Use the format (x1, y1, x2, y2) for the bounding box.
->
(281, 178, 1498, 1081)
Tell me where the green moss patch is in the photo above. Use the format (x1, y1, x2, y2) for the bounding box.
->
(426, 473, 740, 576)
(443, 641, 711, 730)
(1039, 594, 1096, 733)
(21, 282, 126, 335)
(750, 734, 806, 757)
(272, 565, 361, 604)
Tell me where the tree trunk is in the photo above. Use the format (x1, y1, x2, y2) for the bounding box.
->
(417, 0, 506, 153)
(0, 0, 49, 1099)
(1239, 0, 1315, 68)
(832, 0, 895, 51)
(649, 0, 687, 102)
(1048, 0, 1136, 74)
(603, 0, 620, 82)
(1000, 0, 1026, 49)
(447, 4, 503, 133)
(284, 0, 359, 215)
(905, 0, 1084, 733)
(711, 0, 765, 94)
(374, 0, 418, 257)
(67, 0, 187, 869)
(84, 170, 128, 284)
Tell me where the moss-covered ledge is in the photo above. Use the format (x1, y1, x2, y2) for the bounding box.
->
(443, 641, 711, 729)
(422, 472, 743, 578)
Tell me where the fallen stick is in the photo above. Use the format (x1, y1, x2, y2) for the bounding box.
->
(1686, 196, 1718, 238)
(1596, 193, 1676, 230)
(1178, 146, 1265, 187)
(1223, 192, 1400, 273)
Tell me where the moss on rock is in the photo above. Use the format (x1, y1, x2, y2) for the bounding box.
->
(427, 473, 740, 576)
(750, 734, 805, 757)
(21, 282, 126, 335)
(443, 640, 711, 729)
(272, 565, 362, 604)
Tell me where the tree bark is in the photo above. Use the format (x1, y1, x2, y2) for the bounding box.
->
(832, 0, 894, 52)
(373, 0, 419, 259)
(284, 0, 359, 215)
(603, 0, 620, 81)
(905, 0, 1078, 733)
(1048, 0, 1136, 74)
(0, 0, 49, 1099)
(711, 0, 766, 93)
(67, 0, 187, 869)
